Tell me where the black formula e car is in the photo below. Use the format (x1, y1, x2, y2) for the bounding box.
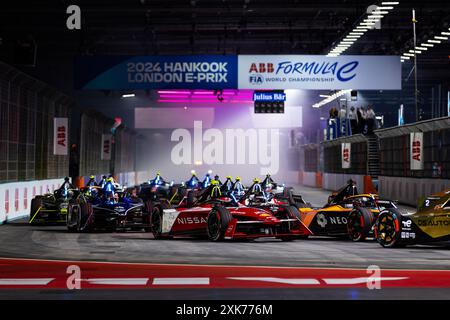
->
(29, 187, 79, 225)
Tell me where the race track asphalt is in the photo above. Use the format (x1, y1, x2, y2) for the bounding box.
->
(1, 186, 449, 299)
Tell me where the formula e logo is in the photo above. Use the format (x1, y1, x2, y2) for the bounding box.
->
(249, 74, 264, 84)
(177, 216, 207, 224)
(402, 220, 412, 228)
(316, 213, 328, 228)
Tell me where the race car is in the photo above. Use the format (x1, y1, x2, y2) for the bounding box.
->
(66, 181, 147, 232)
(298, 180, 398, 241)
(256, 175, 310, 209)
(29, 178, 78, 225)
(374, 189, 450, 248)
(161, 170, 214, 205)
(138, 172, 175, 202)
(149, 181, 311, 241)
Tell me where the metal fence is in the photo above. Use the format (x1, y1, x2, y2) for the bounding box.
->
(79, 111, 113, 176)
(302, 144, 319, 172)
(0, 62, 72, 183)
(79, 111, 136, 177)
(322, 139, 367, 175)
(379, 127, 450, 179)
(113, 127, 136, 174)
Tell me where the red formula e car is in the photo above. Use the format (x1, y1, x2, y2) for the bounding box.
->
(149, 182, 311, 241)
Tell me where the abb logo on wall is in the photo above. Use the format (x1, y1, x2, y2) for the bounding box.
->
(410, 132, 423, 170)
(342, 143, 351, 169)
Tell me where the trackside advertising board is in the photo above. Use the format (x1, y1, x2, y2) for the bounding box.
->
(410, 132, 423, 170)
(75, 55, 401, 90)
(341, 143, 351, 169)
(238, 55, 401, 90)
(53, 118, 68, 155)
(75, 55, 238, 90)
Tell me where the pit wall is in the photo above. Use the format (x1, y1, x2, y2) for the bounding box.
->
(300, 171, 377, 194)
(0, 178, 63, 224)
(378, 176, 450, 206)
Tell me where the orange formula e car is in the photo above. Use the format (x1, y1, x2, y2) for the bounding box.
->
(374, 189, 450, 248)
(298, 180, 398, 241)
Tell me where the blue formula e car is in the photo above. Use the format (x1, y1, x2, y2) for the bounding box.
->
(67, 179, 147, 232)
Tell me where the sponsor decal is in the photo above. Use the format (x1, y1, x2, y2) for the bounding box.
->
(162, 209, 180, 233)
(410, 132, 423, 170)
(75, 55, 238, 90)
(402, 220, 412, 228)
(341, 143, 351, 169)
(101, 134, 112, 160)
(24, 188, 28, 210)
(14, 188, 19, 212)
(401, 232, 416, 239)
(316, 213, 328, 228)
(5, 190, 9, 215)
(417, 219, 450, 227)
(238, 55, 401, 90)
(53, 118, 68, 155)
(177, 217, 208, 224)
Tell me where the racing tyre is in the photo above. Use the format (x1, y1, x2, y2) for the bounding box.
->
(207, 206, 232, 241)
(67, 203, 80, 231)
(374, 208, 404, 248)
(143, 200, 154, 232)
(186, 190, 195, 207)
(347, 207, 374, 242)
(151, 202, 172, 239)
(29, 197, 43, 224)
(67, 201, 93, 232)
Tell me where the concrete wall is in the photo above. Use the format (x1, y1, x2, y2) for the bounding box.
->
(0, 179, 63, 224)
(379, 176, 450, 206)
(322, 173, 365, 192)
(303, 171, 317, 188)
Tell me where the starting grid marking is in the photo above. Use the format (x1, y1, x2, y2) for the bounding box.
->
(1, 257, 450, 289)
(0, 276, 410, 288)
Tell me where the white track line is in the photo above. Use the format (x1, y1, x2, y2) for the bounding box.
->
(0, 278, 54, 285)
(227, 277, 320, 285)
(323, 277, 409, 285)
(84, 278, 149, 285)
(152, 278, 210, 285)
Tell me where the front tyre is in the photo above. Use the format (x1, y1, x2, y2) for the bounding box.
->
(150, 205, 163, 239)
(374, 209, 403, 248)
(347, 207, 374, 242)
(207, 206, 232, 241)
(29, 197, 43, 224)
(67, 203, 81, 231)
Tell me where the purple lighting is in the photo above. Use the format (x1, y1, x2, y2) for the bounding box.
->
(156, 89, 254, 105)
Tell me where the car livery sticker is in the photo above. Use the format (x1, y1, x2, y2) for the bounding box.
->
(162, 209, 180, 233)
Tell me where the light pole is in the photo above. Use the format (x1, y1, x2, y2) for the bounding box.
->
(412, 9, 419, 122)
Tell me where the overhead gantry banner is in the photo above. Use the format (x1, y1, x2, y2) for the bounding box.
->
(75, 55, 401, 90)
